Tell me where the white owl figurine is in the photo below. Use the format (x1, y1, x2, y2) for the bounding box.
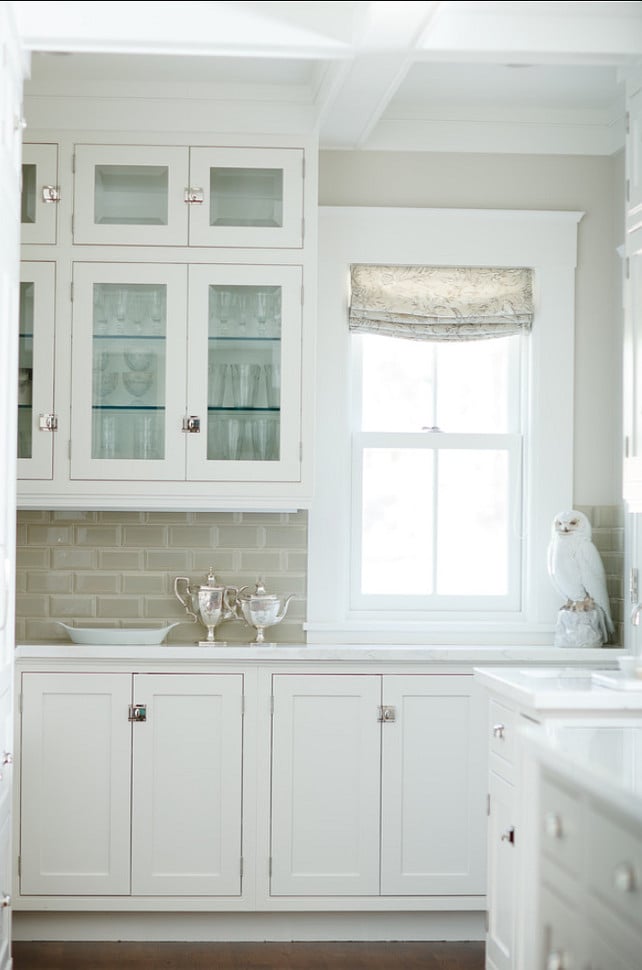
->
(547, 509, 614, 645)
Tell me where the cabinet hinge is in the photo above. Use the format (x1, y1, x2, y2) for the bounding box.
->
(302, 156, 306, 179)
(627, 179, 631, 204)
(71, 214, 74, 236)
(299, 441, 303, 462)
(625, 435, 631, 459)
(70, 281, 73, 302)
(241, 695, 245, 717)
(487, 793, 491, 816)
(301, 217, 305, 243)
(72, 152, 75, 174)
(68, 439, 72, 460)
(18, 693, 22, 715)
(627, 256, 631, 280)
(270, 694, 274, 716)
(627, 112, 631, 135)
(301, 283, 304, 306)
(240, 856, 244, 878)
(485, 909, 489, 933)
(17, 856, 20, 877)
(268, 856, 272, 877)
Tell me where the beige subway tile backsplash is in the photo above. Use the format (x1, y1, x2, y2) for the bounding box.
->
(16, 510, 308, 644)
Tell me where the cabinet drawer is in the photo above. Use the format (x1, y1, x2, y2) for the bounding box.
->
(540, 773, 583, 879)
(587, 804, 642, 929)
(488, 697, 516, 777)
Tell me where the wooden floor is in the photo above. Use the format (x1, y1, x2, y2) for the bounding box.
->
(13, 941, 485, 970)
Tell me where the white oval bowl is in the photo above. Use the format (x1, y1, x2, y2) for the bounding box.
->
(57, 622, 181, 645)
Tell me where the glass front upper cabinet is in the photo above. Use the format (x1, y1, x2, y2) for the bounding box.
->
(17, 262, 56, 480)
(70, 263, 188, 481)
(186, 264, 302, 482)
(73, 145, 189, 246)
(21, 144, 59, 245)
(188, 147, 303, 248)
(72, 144, 303, 248)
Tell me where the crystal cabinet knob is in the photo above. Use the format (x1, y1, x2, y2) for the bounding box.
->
(544, 812, 563, 839)
(613, 862, 637, 893)
(492, 723, 505, 739)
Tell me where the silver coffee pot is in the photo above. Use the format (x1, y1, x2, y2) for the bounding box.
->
(174, 568, 237, 644)
(236, 578, 295, 644)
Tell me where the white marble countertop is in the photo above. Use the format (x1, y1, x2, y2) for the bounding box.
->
(521, 721, 642, 825)
(474, 664, 642, 712)
(15, 642, 625, 665)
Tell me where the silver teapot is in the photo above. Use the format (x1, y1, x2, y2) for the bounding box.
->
(236, 578, 295, 644)
(174, 568, 237, 644)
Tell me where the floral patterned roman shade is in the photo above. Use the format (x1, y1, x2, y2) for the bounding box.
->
(349, 264, 534, 341)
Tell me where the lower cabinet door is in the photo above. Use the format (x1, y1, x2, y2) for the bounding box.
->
(380, 675, 487, 895)
(270, 674, 381, 895)
(131, 673, 243, 895)
(20, 672, 132, 895)
(486, 772, 517, 970)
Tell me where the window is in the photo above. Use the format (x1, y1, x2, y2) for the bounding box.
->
(352, 332, 523, 612)
(307, 206, 582, 644)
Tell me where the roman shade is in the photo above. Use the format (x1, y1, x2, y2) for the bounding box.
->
(349, 264, 534, 340)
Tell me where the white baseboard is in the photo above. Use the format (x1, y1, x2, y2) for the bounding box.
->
(13, 911, 485, 942)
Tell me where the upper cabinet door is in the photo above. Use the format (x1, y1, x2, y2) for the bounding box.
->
(188, 147, 304, 249)
(70, 262, 188, 481)
(21, 144, 59, 245)
(17, 262, 56, 481)
(186, 263, 302, 483)
(73, 145, 190, 246)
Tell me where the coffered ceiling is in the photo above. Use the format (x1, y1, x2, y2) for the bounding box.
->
(13, 1, 642, 154)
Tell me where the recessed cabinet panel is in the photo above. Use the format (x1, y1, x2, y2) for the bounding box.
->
(20, 144, 58, 245)
(73, 145, 189, 245)
(19, 673, 132, 895)
(70, 263, 188, 481)
(17, 262, 55, 480)
(270, 674, 382, 896)
(131, 674, 243, 896)
(486, 773, 517, 970)
(380, 675, 486, 894)
(189, 147, 304, 248)
(186, 263, 302, 482)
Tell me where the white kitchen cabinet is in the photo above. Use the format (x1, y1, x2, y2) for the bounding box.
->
(270, 674, 381, 895)
(19, 671, 244, 897)
(131, 673, 243, 896)
(17, 261, 56, 480)
(270, 673, 486, 897)
(485, 772, 517, 970)
(69, 261, 302, 485)
(73, 144, 304, 249)
(20, 144, 58, 245)
(19, 672, 132, 895)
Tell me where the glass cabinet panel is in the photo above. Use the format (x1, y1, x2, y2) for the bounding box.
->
(91, 283, 167, 461)
(20, 144, 58, 245)
(189, 147, 304, 248)
(187, 264, 302, 482)
(71, 264, 188, 481)
(73, 145, 189, 246)
(93, 166, 169, 226)
(17, 262, 56, 480)
(206, 284, 282, 462)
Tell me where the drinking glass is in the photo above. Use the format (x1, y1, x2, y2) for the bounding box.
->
(230, 363, 261, 408)
(208, 362, 228, 407)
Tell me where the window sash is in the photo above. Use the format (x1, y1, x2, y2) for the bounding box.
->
(350, 432, 523, 613)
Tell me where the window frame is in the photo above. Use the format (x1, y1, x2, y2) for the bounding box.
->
(306, 206, 583, 645)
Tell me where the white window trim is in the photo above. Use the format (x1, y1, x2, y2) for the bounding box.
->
(306, 206, 583, 646)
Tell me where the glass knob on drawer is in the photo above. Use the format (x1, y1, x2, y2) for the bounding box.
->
(544, 812, 563, 839)
(492, 723, 505, 739)
(1, 895, 10, 909)
(613, 862, 637, 893)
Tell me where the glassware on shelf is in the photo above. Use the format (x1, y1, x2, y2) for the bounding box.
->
(251, 416, 277, 460)
(226, 416, 245, 460)
(124, 350, 153, 371)
(229, 363, 261, 408)
(263, 363, 280, 408)
(208, 362, 228, 407)
(96, 413, 117, 459)
(122, 370, 153, 399)
(133, 412, 158, 460)
(94, 371, 118, 400)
